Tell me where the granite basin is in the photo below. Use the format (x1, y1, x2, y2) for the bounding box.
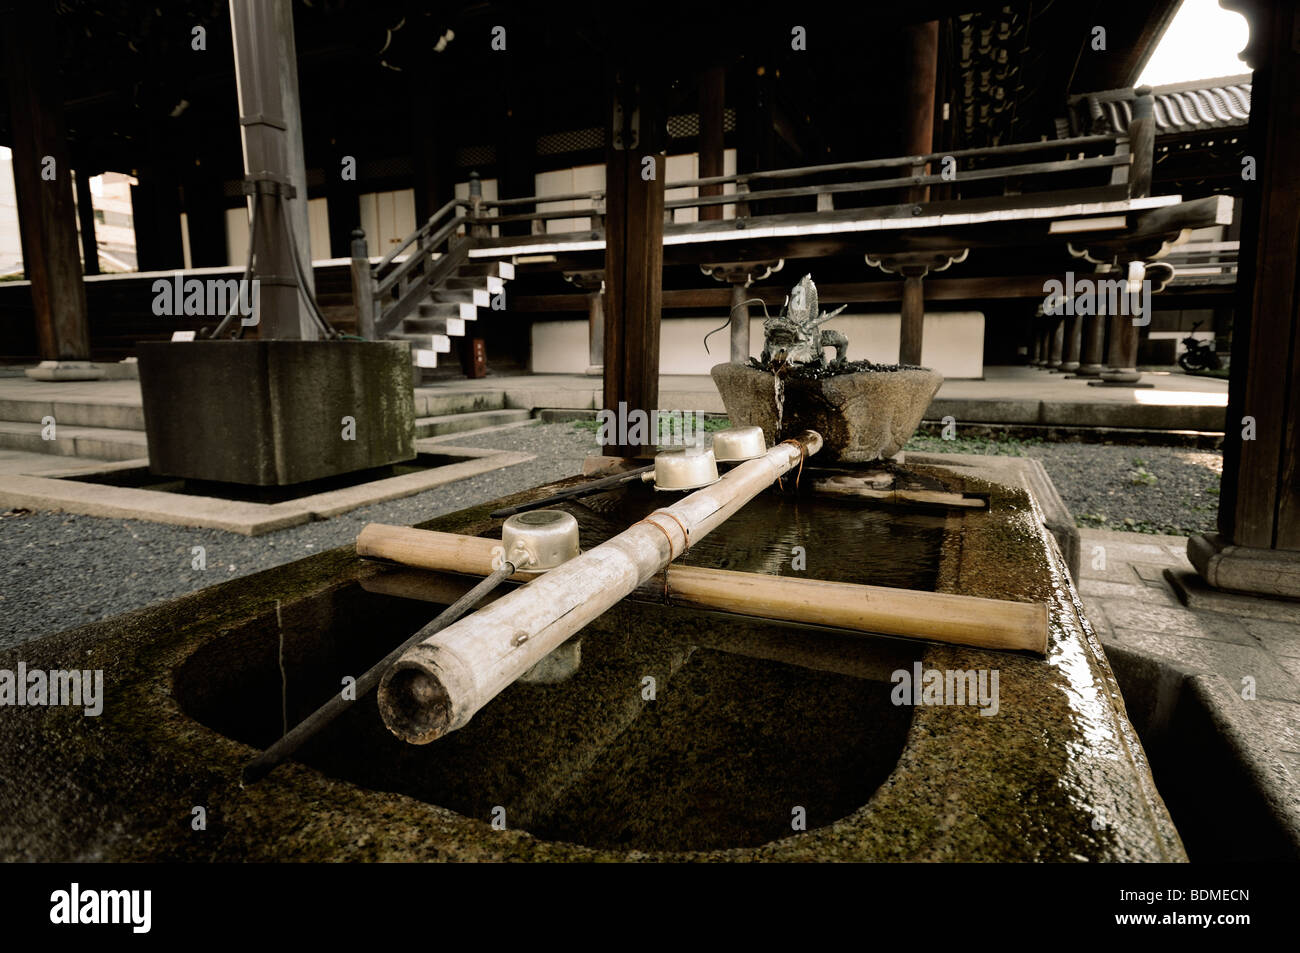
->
(711, 362, 943, 463)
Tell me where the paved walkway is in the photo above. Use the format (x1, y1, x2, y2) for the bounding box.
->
(0, 364, 1229, 433)
(1077, 528, 1300, 788)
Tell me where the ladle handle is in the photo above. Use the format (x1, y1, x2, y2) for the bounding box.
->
(241, 561, 515, 784)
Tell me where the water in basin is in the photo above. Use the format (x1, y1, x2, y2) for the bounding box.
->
(176, 491, 947, 852)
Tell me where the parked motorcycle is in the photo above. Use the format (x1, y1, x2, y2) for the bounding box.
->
(1178, 321, 1221, 372)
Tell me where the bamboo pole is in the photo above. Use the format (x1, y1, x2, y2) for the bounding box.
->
(375, 432, 823, 744)
(357, 525, 1049, 658)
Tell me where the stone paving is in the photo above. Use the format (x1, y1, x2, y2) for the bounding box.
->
(1078, 528, 1300, 785)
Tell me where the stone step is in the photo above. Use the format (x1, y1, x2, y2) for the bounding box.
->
(428, 288, 489, 307)
(446, 276, 503, 294)
(0, 419, 146, 461)
(0, 396, 145, 430)
(403, 316, 466, 336)
(423, 416, 541, 443)
(413, 408, 532, 437)
(457, 260, 515, 280)
(413, 389, 507, 417)
(395, 333, 452, 353)
(416, 301, 477, 322)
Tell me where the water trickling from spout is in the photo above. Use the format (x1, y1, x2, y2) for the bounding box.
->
(773, 372, 785, 439)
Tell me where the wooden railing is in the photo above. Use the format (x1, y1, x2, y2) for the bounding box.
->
(352, 91, 1157, 339)
(464, 131, 1138, 241)
(351, 196, 469, 339)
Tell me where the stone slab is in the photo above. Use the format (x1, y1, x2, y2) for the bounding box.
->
(1166, 568, 1300, 624)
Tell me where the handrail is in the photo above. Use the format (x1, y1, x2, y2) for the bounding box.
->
(667, 134, 1125, 190)
(662, 154, 1128, 210)
(458, 134, 1129, 231)
(374, 214, 465, 299)
(481, 189, 605, 208)
(375, 197, 462, 273)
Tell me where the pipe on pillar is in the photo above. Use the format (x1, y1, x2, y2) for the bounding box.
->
(229, 0, 316, 339)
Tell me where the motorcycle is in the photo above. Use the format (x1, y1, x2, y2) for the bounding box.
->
(1178, 321, 1221, 372)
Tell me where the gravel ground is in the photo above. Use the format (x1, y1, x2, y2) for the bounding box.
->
(0, 422, 599, 648)
(904, 433, 1223, 537)
(0, 422, 1222, 646)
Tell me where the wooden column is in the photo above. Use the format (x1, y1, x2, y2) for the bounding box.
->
(698, 66, 726, 222)
(183, 167, 230, 268)
(729, 283, 750, 364)
(74, 168, 100, 276)
(1060, 313, 1081, 373)
(564, 271, 605, 375)
(1099, 89, 1153, 385)
(602, 70, 666, 457)
(1, 1, 91, 361)
(900, 271, 925, 366)
(1077, 313, 1106, 376)
(1047, 315, 1064, 370)
(1190, 0, 1300, 596)
(902, 21, 939, 205)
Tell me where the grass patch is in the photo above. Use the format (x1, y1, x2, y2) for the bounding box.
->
(903, 431, 1043, 457)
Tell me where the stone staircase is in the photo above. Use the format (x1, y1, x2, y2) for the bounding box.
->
(387, 260, 514, 375)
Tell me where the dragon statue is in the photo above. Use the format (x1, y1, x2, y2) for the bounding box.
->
(759, 274, 848, 369)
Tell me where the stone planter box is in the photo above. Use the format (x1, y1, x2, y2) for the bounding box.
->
(137, 340, 415, 485)
(711, 362, 943, 463)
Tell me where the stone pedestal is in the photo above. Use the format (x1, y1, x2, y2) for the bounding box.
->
(137, 340, 414, 485)
(1188, 533, 1300, 602)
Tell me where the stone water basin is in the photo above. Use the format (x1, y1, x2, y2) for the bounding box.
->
(0, 455, 1184, 861)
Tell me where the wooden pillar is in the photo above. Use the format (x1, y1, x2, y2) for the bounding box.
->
(326, 154, 361, 260)
(1077, 313, 1106, 376)
(602, 69, 666, 457)
(183, 167, 230, 268)
(588, 291, 605, 373)
(899, 271, 925, 366)
(1060, 312, 1081, 373)
(74, 168, 100, 276)
(1128, 87, 1155, 201)
(698, 66, 725, 222)
(902, 21, 939, 205)
(1, 1, 91, 361)
(1190, 0, 1300, 597)
(1099, 303, 1142, 383)
(1047, 316, 1064, 369)
(131, 157, 186, 272)
(729, 283, 750, 364)
(1029, 321, 1043, 366)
